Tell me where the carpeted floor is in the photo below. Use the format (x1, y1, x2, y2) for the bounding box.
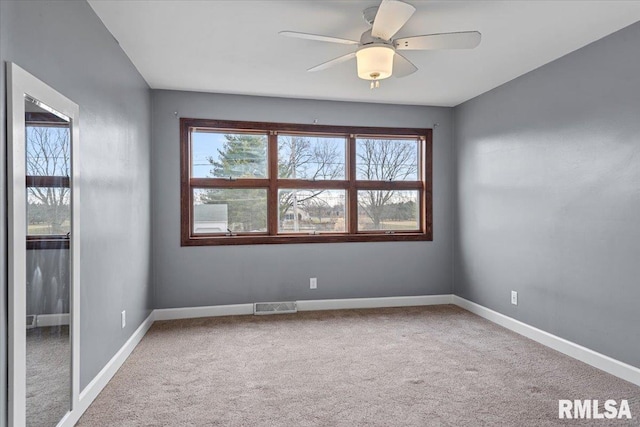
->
(77, 305, 639, 426)
(27, 325, 70, 427)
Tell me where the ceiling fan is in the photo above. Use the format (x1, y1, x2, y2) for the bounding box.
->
(280, 0, 481, 89)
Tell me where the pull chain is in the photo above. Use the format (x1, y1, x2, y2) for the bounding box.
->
(369, 72, 381, 90)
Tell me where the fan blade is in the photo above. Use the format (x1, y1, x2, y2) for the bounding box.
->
(371, 0, 416, 41)
(393, 52, 417, 78)
(395, 31, 481, 50)
(279, 31, 359, 45)
(308, 52, 357, 72)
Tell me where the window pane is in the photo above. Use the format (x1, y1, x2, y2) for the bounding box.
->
(27, 187, 70, 235)
(357, 190, 419, 231)
(192, 130, 267, 178)
(278, 135, 345, 180)
(26, 125, 70, 177)
(278, 189, 346, 233)
(193, 188, 267, 234)
(356, 138, 419, 181)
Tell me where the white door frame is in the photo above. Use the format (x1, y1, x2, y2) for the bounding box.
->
(7, 62, 81, 427)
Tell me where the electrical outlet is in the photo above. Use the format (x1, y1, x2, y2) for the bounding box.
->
(310, 277, 317, 290)
(511, 291, 518, 306)
(121, 310, 126, 328)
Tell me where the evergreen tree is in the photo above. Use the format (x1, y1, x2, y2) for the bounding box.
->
(209, 134, 267, 178)
(200, 134, 268, 231)
(199, 133, 416, 232)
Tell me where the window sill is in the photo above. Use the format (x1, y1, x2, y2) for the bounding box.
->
(27, 237, 70, 250)
(181, 232, 433, 246)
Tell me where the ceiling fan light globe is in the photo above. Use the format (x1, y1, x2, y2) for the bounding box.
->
(356, 44, 395, 80)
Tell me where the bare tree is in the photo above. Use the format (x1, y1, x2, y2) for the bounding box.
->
(203, 134, 343, 231)
(204, 133, 417, 231)
(357, 138, 417, 229)
(26, 125, 70, 234)
(278, 136, 343, 229)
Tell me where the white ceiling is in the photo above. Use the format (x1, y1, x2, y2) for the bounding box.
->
(88, 1, 640, 107)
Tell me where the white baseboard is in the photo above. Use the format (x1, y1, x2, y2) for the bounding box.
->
(58, 312, 155, 427)
(35, 313, 70, 327)
(297, 294, 454, 311)
(153, 295, 454, 320)
(453, 296, 640, 387)
(154, 303, 253, 321)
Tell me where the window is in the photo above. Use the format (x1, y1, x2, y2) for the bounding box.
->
(25, 106, 71, 250)
(181, 119, 432, 245)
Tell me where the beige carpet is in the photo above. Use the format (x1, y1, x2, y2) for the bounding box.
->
(27, 325, 70, 427)
(77, 306, 639, 426)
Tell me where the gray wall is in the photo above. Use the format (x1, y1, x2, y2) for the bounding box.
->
(0, 0, 153, 414)
(454, 22, 640, 368)
(152, 91, 455, 308)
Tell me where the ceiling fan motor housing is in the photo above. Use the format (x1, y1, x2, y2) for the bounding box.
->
(359, 29, 390, 46)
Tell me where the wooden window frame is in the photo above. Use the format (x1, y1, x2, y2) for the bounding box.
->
(26, 175, 70, 250)
(180, 118, 432, 246)
(25, 120, 71, 250)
